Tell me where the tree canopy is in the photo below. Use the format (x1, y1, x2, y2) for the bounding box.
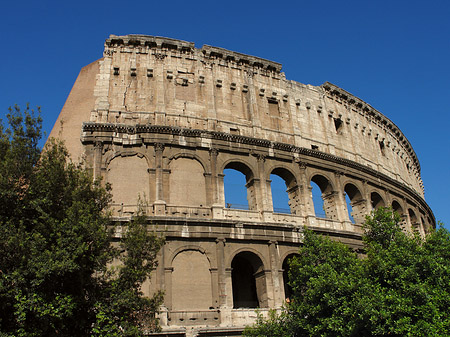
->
(0, 105, 164, 337)
(244, 208, 450, 337)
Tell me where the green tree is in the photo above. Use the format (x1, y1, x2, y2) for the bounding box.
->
(244, 208, 450, 337)
(0, 105, 164, 337)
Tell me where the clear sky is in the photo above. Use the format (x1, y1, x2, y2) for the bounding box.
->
(1, 0, 449, 226)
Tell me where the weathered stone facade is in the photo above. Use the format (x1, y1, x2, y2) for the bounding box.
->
(49, 35, 435, 336)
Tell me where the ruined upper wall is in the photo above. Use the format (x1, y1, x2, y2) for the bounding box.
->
(81, 34, 424, 197)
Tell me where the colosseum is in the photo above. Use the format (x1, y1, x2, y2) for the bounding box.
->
(49, 34, 435, 336)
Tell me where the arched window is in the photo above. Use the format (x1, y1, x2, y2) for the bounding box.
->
(409, 208, 419, 232)
(344, 183, 366, 223)
(310, 175, 337, 220)
(231, 252, 267, 308)
(392, 200, 406, 230)
(282, 253, 299, 301)
(270, 168, 299, 214)
(370, 192, 385, 209)
(223, 162, 256, 210)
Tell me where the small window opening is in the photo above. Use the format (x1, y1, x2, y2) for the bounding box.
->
(379, 140, 385, 154)
(334, 118, 343, 133)
(113, 67, 120, 75)
(230, 128, 240, 135)
(311, 145, 319, 150)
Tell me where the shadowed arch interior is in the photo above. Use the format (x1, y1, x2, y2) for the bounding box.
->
(282, 253, 299, 300)
(371, 192, 385, 209)
(231, 251, 267, 308)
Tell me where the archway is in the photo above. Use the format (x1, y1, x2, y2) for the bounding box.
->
(310, 175, 337, 220)
(282, 253, 299, 301)
(231, 251, 267, 308)
(270, 168, 299, 214)
(344, 183, 366, 223)
(223, 162, 256, 210)
(370, 192, 385, 209)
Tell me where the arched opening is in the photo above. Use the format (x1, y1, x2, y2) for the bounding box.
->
(282, 253, 299, 301)
(223, 162, 256, 210)
(270, 168, 299, 214)
(409, 208, 419, 232)
(345, 193, 354, 223)
(231, 251, 267, 308)
(392, 200, 406, 230)
(344, 183, 366, 223)
(370, 192, 385, 210)
(392, 200, 403, 216)
(310, 175, 337, 220)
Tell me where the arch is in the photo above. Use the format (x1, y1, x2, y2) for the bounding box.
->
(169, 157, 207, 206)
(270, 167, 300, 214)
(168, 152, 208, 172)
(104, 150, 151, 168)
(231, 251, 268, 308)
(392, 200, 407, 229)
(310, 174, 338, 220)
(107, 154, 149, 206)
(370, 191, 385, 209)
(391, 200, 403, 215)
(171, 249, 213, 310)
(344, 183, 366, 223)
(282, 253, 299, 301)
(408, 208, 419, 232)
(169, 245, 211, 266)
(223, 161, 257, 210)
(227, 247, 268, 269)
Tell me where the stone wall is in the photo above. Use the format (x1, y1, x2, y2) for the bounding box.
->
(50, 35, 435, 337)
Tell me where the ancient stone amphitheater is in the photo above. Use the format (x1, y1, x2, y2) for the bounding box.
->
(49, 35, 435, 336)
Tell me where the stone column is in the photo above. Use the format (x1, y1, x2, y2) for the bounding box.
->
(298, 162, 314, 218)
(210, 148, 220, 204)
(268, 240, 283, 307)
(255, 154, 272, 221)
(154, 143, 166, 215)
(216, 238, 227, 308)
(93, 141, 103, 179)
(333, 172, 348, 224)
(362, 180, 373, 213)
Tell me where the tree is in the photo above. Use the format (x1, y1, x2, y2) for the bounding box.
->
(244, 208, 450, 337)
(0, 105, 164, 337)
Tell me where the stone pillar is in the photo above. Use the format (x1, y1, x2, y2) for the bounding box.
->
(255, 154, 273, 221)
(154, 143, 166, 215)
(216, 238, 227, 308)
(164, 267, 174, 310)
(297, 163, 312, 216)
(334, 172, 352, 230)
(210, 148, 220, 204)
(268, 240, 283, 307)
(93, 141, 103, 179)
(362, 180, 373, 213)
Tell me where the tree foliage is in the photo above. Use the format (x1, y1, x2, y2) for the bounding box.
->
(0, 105, 164, 336)
(244, 208, 450, 337)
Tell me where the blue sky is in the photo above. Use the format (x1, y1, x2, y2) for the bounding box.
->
(1, 0, 449, 226)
